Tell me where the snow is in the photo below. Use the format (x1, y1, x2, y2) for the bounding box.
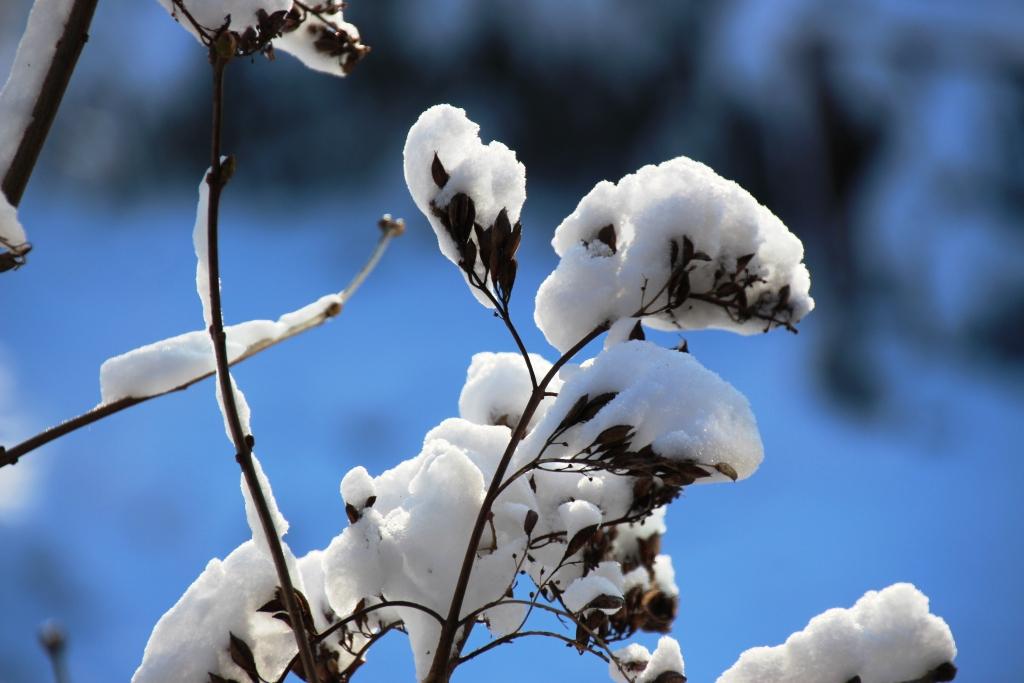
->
(459, 351, 560, 430)
(558, 499, 603, 541)
(610, 643, 652, 683)
(341, 465, 377, 509)
(296, 549, 371, 671)
(616, 506, 667, 548)
(98, 295, 341, 404)
(241, 452, 291, 557)
(651, 555, 677, 596)
(322, 509, 385, 619)
(563, 573, 623, 614)
(379, 444, 487, 679)
(482, 601, 527, 638)
(100, 330, 217, 402)
(609, 637, 686, 683)
(0, 192, 26, 248)
(404, 105, 527, 307)
(717, 583, 956, 683)
(534, 155, 814, 353)
(192, 172, 214, 327)
(132, 541, 297, 683)
(0, 0, 75, 182)
(157, 0, 291, 43)
(639, 636, 686, 682)
(274, 6, 366, 77)
(517, 341, 764, 489)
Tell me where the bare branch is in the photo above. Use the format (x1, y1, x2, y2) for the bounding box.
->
(38, 621, 69, 683)
(457, 629, 610, 666)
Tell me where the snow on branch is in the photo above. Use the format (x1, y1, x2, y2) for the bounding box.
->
(0, 192, 29, 272)
(97, 179, 400, 405)
(132, 540, 298, 683)
(159, 0, 369, 74)
(1, 0, 98, 270)
(516, 340, 764, 491)
(0, 0, 83, 198)
(535, 156, 814, 352)
(274, 2, 371, 77)
(458, 351, 562, 431)
(301, 340, 759, 679)
(133, 467, 369, 683)
(717, 583, 957, 683)
(609, 637, 687, 683)
(404, 104, 527, 309)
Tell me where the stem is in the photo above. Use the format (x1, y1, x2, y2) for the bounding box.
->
(274, 618, 406, 683)
(454, 599, 626, 678)
(314, 600, 444, 644)
(457, 630, 610, 666)
(500, 304, 537, 390)
(0, 227, 398, 469)
(470, 271, 537, 389)
(423, 322, 608, 682)
(2, 0, 99, 207)
(204, 54, 319, 682)
(38, 622, 69, 683)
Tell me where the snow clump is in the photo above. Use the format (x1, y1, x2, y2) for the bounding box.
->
(717, 583, 957, 683)
(535, 155, 814, 352)
(404, 104, 527, 308)
(459, 351, 561, 430)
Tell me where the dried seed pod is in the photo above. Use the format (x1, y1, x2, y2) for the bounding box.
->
(431, 153, 449, 188)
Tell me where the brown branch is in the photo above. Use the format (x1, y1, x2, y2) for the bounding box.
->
(457, 629, 610, 666)
(270, 597, 444, 682)
(314, 600, 445, 645)
(274, 622, 402, 683)
(458, 547, 576, 630)
(423, 322, 609, 683)
(455, 599, 628, 680)
(0, 224, 399, 469)
(203, 52, 319, 682)
(38, 622, 69, 683)
(2, 0, 99, 208)
(467, 270, 537, 390)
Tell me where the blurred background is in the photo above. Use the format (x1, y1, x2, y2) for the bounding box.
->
(1, 0, 1022, 681)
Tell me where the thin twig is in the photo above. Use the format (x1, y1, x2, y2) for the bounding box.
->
(457, 629, 610, 666)
(315, 600, 445, 644)
(340, 219, 402, 306)
(203, 52, 318, 681)
(38, 621, 69, 683)
(273, 622, 401, 683)
(455, 599, 627, 679)
(468, 270, 538, 390)
(0, 227, 398, 469)
(2, 0, 99, 208)
(424, 322, 609, 682)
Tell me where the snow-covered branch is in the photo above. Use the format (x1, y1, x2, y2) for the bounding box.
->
(717, 584, 957, 683)
(0, 192, 29, 272)
(0, 0, 98, 209)
(0, 219, 399, 470)
(159, 0, 369, 73)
